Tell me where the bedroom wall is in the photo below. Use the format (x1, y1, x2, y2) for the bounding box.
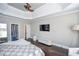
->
(30, 12, 79, 47)
(77, 13, 79, 47)
(0, 13, 30, 41)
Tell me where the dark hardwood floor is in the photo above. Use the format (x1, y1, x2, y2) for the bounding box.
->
(26, 39, 68, 56)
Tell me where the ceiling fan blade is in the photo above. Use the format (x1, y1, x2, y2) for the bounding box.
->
(24, 3, 34, 12)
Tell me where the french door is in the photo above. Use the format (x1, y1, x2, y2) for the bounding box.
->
(11, 24, 18, 41)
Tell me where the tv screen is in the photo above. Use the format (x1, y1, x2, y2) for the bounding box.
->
(40, 24, 50, 31)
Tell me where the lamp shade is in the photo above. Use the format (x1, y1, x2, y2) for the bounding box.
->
(72, 25, 79, 30)
(33, 36, 37, 41)
(48, 41, 53, 45)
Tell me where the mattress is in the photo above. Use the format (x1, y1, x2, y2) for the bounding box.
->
(0, 39, 44, 56)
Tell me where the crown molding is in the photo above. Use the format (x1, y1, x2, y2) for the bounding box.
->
(32, 3, 79, 19)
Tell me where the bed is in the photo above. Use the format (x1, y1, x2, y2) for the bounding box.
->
(0, 39, 44, 56)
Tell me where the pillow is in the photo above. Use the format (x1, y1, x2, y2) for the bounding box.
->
(17, 39, 26, 42)
(16, 39, 31, 45)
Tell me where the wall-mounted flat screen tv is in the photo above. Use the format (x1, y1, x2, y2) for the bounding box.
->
(40, 24, 50, 31)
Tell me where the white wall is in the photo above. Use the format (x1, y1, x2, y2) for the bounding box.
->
(30, 12, 79, 47)
(0, 13, 30, 41)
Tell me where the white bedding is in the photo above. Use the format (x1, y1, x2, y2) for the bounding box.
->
(2, 39, 31, 45)
(0, 39, 44, 56)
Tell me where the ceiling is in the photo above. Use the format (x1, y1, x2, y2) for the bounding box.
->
(0, 3, 79, 19)
(59, 3, 71, 9)
(8, 3, 45, 11)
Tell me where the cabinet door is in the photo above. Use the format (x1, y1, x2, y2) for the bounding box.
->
(11, 24, 18, 41)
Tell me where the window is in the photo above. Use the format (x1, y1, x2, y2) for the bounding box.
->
(0, 23, 7, 38)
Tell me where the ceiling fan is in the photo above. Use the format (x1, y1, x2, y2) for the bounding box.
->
(24, 3, 34, 12)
